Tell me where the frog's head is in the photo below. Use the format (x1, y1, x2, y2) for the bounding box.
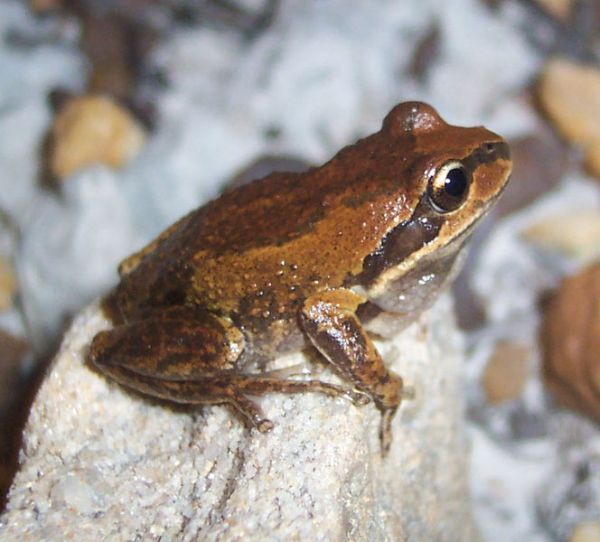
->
(359, 101, 512, 312)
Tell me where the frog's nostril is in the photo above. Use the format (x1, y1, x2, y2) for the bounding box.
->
(482, 141, 511, 161)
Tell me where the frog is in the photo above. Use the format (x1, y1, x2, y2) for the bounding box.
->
(88, 101, 511, 453)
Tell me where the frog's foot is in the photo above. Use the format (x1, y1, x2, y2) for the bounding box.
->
(378, 406, 397, 456)
(377, 385, 415, 455)
(227, 391, 274, 433)
(211, 376, 370, 433)
(300, 289, 408, 455)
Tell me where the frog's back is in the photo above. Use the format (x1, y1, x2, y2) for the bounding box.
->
(106, 102, 497, 325)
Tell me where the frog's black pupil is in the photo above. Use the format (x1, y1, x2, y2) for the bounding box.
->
(445, 167, 468, 197)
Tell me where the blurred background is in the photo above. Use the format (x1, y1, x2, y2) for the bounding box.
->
(0, 1, 599, 540)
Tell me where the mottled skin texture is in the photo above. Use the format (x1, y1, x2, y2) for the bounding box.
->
(89, 102, 512, 453)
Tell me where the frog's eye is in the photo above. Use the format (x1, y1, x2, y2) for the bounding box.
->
(428, 160, 470, 213)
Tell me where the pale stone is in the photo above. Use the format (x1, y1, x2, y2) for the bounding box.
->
(50, 95, 146, 180)
(570, 522, 600, 542)
(538, 59, 600, 146)
(0, 295, 478, 541)
(522, 211, 600, 263)
(538, 59, 600, 181)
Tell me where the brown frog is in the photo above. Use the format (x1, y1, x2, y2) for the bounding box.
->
(88, 102, 511, 453)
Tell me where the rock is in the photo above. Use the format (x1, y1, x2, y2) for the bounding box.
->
(584, 145, 600, 180)
(495, 131, 567, 218)
(0, 329, 28, 414)
(537, 58, 600, 181)
(570, 522, 600, 542)
(0, 296, 479, 541)
(28, 0, 62, 13)
(541, 263, 600, 423)
(482, 342, 530, 404)
(0, 329, 29, 508)
(535, 413, 600, 540)
(532, 0, 574, 20)
(0, 257, 16, 312)
(225, 155, 312, 191)
(49, 95, 146, 180)
(83, 13, 138, 100)
(522, 211, 600, 264)
(408, 22, 440, 82)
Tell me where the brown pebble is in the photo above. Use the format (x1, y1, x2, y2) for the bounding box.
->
(28, 0, 62, 13)
(0, 329, 28, 509)
(532, 0, 574, 20)
(496, 131, 567, 217)
(538, 58, 600, 181)
(408, 23, 440, 82)
(81, 13, 140, 99)
(541, 263, 600, 422)
(0, 257, 17, 312)
(482, 342, 530, 404)
(50, 95, 146, 180)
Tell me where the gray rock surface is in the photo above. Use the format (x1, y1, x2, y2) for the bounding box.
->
(0, 295, 478, 541)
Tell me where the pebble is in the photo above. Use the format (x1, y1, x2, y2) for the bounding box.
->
(482, 342, 530, 404)
(522, 211, 600, 263)
(570, 521, 600, 542)
(0, 256, 16, 312)
(49, 95, 146, 180)
(538, 58, 600, 181)
(532, 0, 574, 20)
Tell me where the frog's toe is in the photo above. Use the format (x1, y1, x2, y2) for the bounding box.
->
(378, 406, 398, 457)
(347, 389, 371, 406)
(256, 419, 274, 433)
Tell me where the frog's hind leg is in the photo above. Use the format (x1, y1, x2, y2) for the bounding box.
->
(88, 310, 368, 432)
(228, 376, 370, 432)
(89, 308, 246, 381)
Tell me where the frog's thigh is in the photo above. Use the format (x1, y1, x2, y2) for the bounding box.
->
(89, 313, 366, 433)
(300, 288, 404, 452)
(89, 311, 245, 379)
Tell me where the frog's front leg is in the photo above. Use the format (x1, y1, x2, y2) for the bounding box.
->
(88, 307, 367, 432)
(300, 288, 405, 453)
